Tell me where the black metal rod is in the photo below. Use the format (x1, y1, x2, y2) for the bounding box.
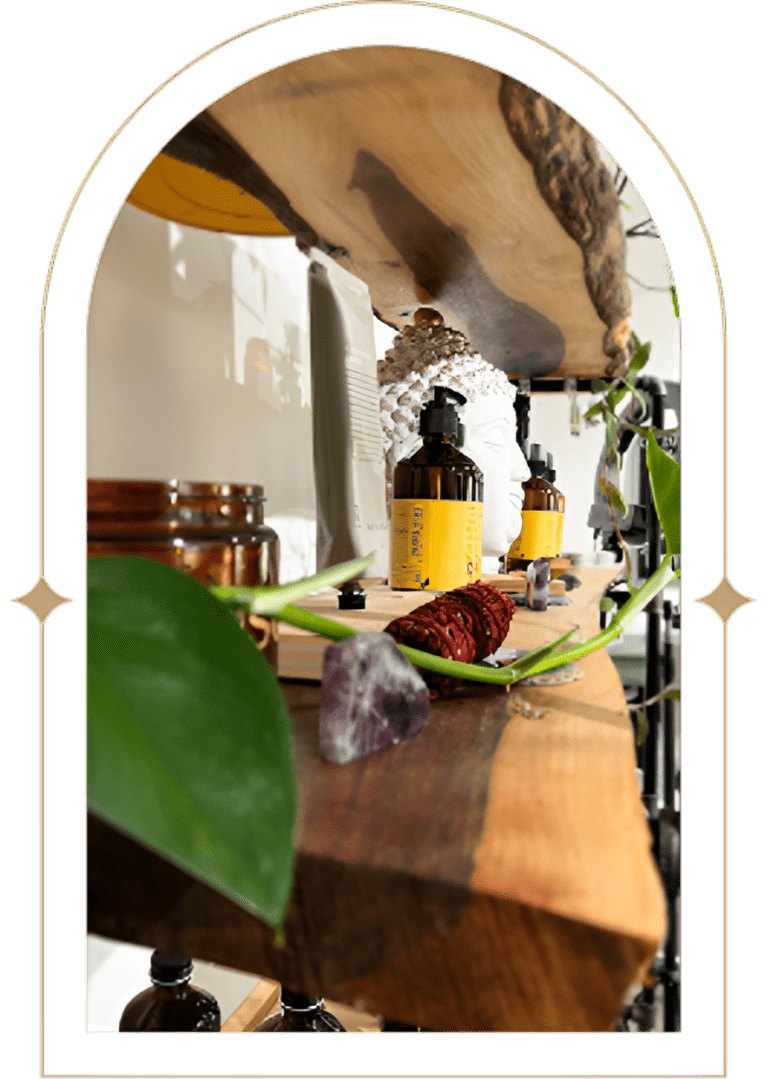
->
(642, 380, 667, 812)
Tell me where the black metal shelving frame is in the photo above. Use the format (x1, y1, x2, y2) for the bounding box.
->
(513, 376, 681, 1032)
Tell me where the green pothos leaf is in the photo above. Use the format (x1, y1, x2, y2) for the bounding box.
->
(605, 413, 619, 459)
(599, 475, 628, 517)
(622, 422, 679, 439)
(635, 709, 649, 746)
(624, 381, 648, 420)
(583, 400, 606, 421)
(628, 339, 652, 378)
(646, 430, 681, 556)
(88, 556, 297, 930)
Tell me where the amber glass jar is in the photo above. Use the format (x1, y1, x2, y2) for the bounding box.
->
(88, 480, 280, 670)
(119, 951, 220, 1031)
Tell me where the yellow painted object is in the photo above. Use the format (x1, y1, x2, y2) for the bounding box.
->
(507, 509, 564, 561)
(390, 498, 483, 592)
(126, 153, 291, 236)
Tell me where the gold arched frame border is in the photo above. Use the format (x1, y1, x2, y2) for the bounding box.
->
(28, 2, 734, 1074)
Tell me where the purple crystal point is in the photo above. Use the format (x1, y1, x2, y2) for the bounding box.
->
(319, 632, 431, 764)
(527, 557, 551, 611)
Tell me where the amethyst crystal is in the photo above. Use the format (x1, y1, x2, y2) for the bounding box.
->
(319, 632, 431, 764)
(526, 557, 551, 611)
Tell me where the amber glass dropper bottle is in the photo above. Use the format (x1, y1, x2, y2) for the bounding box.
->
(119, 951, 221, 1031)
(254, 987, 346, 1031)
(506, 443, 564, 572)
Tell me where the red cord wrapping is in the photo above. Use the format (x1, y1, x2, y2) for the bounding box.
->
(384, 582, 515, 695)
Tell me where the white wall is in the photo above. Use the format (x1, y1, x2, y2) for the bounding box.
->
(89, 162, 678, 570)
(88, 203, 316, 519)
(527, 163, 679, 558)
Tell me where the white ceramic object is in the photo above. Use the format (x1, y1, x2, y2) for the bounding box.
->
(378, 320, 530, 559)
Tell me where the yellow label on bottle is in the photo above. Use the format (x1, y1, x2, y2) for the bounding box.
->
(390, 499, 483, 591)
(507, 510, 564, 560)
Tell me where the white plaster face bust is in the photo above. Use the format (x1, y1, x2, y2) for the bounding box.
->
(460, 395, 531, 555)
(378, 313, 530, 560)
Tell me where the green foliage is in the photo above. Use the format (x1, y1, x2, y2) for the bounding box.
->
(670, 286, 679, 318)
(646, 430, 680, 556)
(598, 476, 627, 517)
(268, 602, 579, 686)
(88, 556, 297, 930)
(211, 553, 374, 615)
(584, 335, 651, 428)
(599, 596, 615, 613)
(628, 336, 652, 380)
(86, 344, 682, 931)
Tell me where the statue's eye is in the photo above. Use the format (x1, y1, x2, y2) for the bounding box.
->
(483, 426, 508, 449)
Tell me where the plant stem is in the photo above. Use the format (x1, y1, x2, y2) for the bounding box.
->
(516, 556, 680, 679)
(271, 603, 521, 684)
(269, 556, 678, 686)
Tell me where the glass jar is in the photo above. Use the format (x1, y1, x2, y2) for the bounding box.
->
(119, 951, 221, 1031)
(87, 479, 280, 671)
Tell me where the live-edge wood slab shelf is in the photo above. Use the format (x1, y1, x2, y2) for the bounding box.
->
(88, 568, 665, 1031)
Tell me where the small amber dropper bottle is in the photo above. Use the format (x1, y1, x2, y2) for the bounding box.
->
(254, 987, 346, 1031)
(119, 951, 221, 1031)
(506, 443, 564, 572)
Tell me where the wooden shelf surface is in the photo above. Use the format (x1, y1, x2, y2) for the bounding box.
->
(88, 567, 665, 1031)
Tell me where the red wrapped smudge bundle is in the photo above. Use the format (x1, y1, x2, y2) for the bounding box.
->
(384, 581, 516, 695)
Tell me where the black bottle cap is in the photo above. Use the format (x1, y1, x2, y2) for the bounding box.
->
(150, 951, 193, 985)
(419, 386, 466, 445)
(546, 451, 556, 483)
(526, 443, 548, 478)
(338, 581, 366, 609)
(280, 987, 323, 1012)
(278, 987, 346, 1030)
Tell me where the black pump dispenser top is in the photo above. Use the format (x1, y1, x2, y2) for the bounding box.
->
(526, 443, 548, 479)
(419, 386, 466, 446)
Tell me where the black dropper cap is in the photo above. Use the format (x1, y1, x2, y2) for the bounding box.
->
(279, 987, 346, 1030)
(419, 386, 466, 446)
(150, 950, 193, 985)
(338, 580, 366, 609)
(526, 443, 548, 478)
(280, 988, 323, 1011)
(546, 451, 556, 484)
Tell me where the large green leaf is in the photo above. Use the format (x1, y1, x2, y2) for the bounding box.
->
(88, 556, 297, 929)
(646, 430, 680, 556)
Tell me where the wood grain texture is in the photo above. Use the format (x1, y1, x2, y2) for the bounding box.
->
(161, 111, 321, 252)
(221, 977, 380, 1032)
(88, 568, 664, 1029)
(499, 77, 632, 377)
(220, 977, 280, 1031)
(206, 46, 627, 379)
